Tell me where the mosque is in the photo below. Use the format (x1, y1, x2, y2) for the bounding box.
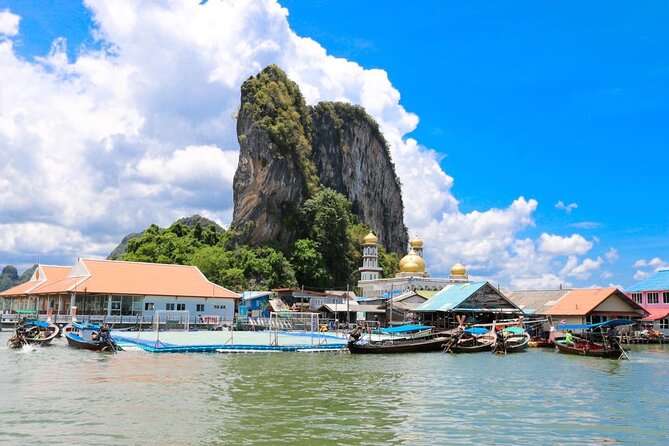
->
(357, 232, 469, 298)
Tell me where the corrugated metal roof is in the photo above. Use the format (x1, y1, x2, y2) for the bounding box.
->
(413, 282, 486, 312)
(506, 289, 571, 315)
(625, 269, 669, 292)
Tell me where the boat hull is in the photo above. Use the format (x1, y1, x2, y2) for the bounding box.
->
(445, 334, 495, 353)
(65, 333, 120, 352)
(348, 336, 450, 354)
(554, 340, 622, 359)
(7, 322, 60, 348)
(494, 333, 530, 354)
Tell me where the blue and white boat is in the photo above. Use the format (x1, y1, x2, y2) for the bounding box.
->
(65, 322, 121, 352)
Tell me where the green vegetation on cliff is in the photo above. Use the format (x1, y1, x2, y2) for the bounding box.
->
(240, 64, 320, 196)
(121, 189, 398, 292)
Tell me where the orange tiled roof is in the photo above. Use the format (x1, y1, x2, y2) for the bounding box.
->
(0, 265, 71, 296)
(2, 259, 239, 299)
(75, 259, 239, 298)
(544, 287, 629, 316)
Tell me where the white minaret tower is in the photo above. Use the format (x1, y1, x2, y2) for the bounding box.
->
(359, 232, 382, 282)
(409, 234, 424, 258)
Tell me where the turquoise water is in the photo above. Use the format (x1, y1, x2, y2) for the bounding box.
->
(1, 331, 668, 445)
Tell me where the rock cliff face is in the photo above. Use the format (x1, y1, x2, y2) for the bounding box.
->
(232, 65, 407, 256)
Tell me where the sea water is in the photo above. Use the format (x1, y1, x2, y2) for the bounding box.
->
(1, 331, 668, 445)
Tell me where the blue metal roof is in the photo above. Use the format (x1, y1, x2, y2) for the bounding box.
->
(240, 291, 273, 301)
(625, 269, 669, 292)
(373, 324, 433, 334)
(413, 282, 487, 312)
(379, 289, 403, 299)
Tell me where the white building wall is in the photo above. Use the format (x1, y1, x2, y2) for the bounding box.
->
(141, 295, 236, 322)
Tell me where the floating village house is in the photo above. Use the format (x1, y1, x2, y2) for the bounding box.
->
(413, 281, 523, 329)
(238, 291, 274, 319)
(506, 287, 648, 327)
(0, 258, 240, 324)
(624, 269, 669, 334)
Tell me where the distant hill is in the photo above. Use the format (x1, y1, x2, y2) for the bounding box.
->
(0, 264, 37, 292)
(107, 215, 224, 260)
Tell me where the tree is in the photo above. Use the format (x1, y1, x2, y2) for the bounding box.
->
(290, 239, 331, 289)
(301, 188, 353, 286)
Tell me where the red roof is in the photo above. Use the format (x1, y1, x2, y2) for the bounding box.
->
(640, 308, 669, 321)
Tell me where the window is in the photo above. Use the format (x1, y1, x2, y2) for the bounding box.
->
(661, 318, 669, 330)
(196, 304, 205, 312)
(664, 292, 669, 304)
(176, 303, 185, 311)
(166, 303, 175, 311)
(631, 293, 642, 304)
(145, 303, 154, 311)
(647, 292, 659, 304)
(214, 304, 226, 310)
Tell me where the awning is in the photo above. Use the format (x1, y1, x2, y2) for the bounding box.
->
(556, 319, 636, 331)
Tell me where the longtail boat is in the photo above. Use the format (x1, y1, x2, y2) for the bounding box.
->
(553, 319, 634, 360)
(65, 322, 122, 352)
(7, 318, 60, 348)
(348, 324, 449, 354)
(492, 326, 530, 354)
(443, 327, 495, 353)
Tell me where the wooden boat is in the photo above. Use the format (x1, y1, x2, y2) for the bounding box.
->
(348, 324, 449, 354)
(7, 318, 60, 348)
(65, 322, 122, 352)
(443, 327, 496, 353)
(553, 319, 633, 360)
(493, 326, 530, 354)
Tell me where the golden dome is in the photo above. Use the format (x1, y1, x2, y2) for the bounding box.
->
(451, 260, 467, 277)
(409, 235, 424, 249)
(402, 258, 420, 273)
(399, 248, 426, 273)
(362, 232, 378, 244)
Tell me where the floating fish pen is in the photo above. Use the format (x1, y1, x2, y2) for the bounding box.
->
(112, 329, 348, 353)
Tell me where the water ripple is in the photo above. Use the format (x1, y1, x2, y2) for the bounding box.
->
(1, 333, 668, 445)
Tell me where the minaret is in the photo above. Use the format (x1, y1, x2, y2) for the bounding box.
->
(359, 232, 382, 282)
(409, 235, 424, 258)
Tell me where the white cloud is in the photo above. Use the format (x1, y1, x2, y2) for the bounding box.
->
(605, 248, 619, 262)
(570, 221, 602, 229)
(632, 257, 669, 281)
(561, 256, 603, 280)
(555, 200, 578, 214)
(0, 9, 19, 36)
(0, 0, 598, 290)
(538, 233, 593, 256)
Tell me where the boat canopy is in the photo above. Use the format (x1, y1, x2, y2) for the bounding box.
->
(373, 324, 433, 334)
(556, 319, 636, 331)
(72, 322, 102, 330)
(464, 327, 489, 335)
(25, 320, 52, 329)
(502, 326, 526, 335)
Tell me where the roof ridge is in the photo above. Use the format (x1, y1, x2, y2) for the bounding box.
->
(81, 258, 198, 269)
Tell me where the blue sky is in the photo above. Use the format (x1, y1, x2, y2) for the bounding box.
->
(0, 0, 667, 289)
